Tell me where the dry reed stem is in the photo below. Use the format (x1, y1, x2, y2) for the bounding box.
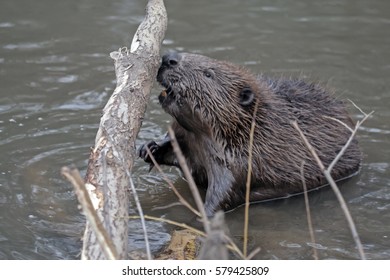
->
(61, 166, 118, 260)
(167, 126, 211, 234)
(243, 99, 260, 258)
(129, 176, 152, 259)
(145, 147, 201, 217)
(246, 247, 261, 260)
(292, 106, 373, 260)
(130, 215, 206, 236)
(300, 161, 318, 260)
(327, 110, 373, 172)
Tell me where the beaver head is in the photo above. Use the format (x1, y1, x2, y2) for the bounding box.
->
(157, 52, 267, 144)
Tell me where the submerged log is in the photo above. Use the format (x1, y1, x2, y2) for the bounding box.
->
(81, 0, 167, 259)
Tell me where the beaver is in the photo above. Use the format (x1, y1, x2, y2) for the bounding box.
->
(139, 52, 361, 216)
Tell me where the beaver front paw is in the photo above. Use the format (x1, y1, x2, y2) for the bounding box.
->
(138, 140, 161, 172)
(138, 140, 160, 163)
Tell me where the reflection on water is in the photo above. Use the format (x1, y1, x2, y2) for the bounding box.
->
(0, 0, 389, 259)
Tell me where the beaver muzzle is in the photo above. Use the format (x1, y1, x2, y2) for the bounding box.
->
(158, 84, 175, 104)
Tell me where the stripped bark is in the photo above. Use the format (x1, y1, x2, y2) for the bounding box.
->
(81, 0, 167, 259)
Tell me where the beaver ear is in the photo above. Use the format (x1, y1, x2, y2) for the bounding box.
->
(239, 87, 255, 106)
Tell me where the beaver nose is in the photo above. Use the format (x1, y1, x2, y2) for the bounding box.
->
(161, 52, 181, 67)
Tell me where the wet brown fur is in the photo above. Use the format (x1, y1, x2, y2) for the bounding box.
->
(139, 52, 362, 216)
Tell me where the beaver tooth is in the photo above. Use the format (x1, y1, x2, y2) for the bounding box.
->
(166, 85, 173, 96)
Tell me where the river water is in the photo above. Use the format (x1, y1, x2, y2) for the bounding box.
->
(0, 0, 389, 259)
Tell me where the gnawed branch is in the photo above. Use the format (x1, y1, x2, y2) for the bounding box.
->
(61, 166, 118, 260)
(78, 0, 167, 259)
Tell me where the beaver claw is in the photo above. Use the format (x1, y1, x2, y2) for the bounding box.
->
(138, 140, 158, 161)
(138, 141, 160, 171)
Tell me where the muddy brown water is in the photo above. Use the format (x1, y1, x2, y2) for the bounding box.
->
(0, 0, 389, 259)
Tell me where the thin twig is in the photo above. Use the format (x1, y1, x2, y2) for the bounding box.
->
(129, 215, 206, 237)
(129, 176, 152, 259)
(324, 116, 354, 133)
(246, 247, 261, 260)
(292, 120, 367, 260)
(130, 215, 205, 236)
(300, 161, 318, 260)
(145, 147, 201, 217)
(243, 99, 260, 257)
(168, 126, 211, 234)
(61, 166, 118, 260)
(327, 111, 373, 173)
(223, 235, 246, 259)
(348, 99, 369, 117)
(152, 202, 183, 211)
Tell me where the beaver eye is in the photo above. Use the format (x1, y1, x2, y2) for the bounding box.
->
(203, 69, 214, 79)
(239, 87, 255, 106)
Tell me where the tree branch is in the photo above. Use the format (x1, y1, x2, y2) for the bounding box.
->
(81, 0, 167, 259)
